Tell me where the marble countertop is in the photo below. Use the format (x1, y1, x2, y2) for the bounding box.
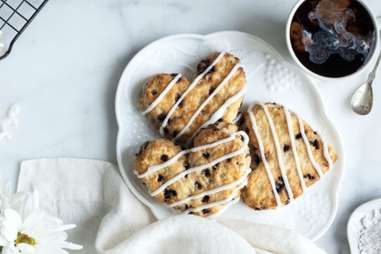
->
(1, 0, 381, 252)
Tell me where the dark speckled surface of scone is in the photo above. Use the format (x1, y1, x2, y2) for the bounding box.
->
(240, 103, 337, 210)
(139, 52, 246, 144)
(135, 122, 251, 217)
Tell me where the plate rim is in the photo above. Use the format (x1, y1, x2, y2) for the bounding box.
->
(114, 30, 345, 241)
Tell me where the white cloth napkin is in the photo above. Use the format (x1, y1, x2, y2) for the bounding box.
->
(17, 159, 327, 254)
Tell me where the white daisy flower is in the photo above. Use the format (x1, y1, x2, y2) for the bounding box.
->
(0, 188, 82, 254)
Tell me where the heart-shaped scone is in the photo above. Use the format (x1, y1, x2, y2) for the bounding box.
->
(135, 122, 251, 217)
(139, 52, 246, 144)
(240, 103, 338, 210)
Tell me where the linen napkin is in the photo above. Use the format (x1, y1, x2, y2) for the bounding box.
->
(17, 158, 327, 254)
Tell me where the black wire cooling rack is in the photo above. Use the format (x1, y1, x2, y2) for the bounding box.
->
(0, 0, 49, 60)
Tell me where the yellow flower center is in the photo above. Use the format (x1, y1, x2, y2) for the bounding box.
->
(15, 232, 37, 246)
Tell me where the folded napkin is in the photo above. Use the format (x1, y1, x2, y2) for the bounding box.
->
(17, 159, 327, 254)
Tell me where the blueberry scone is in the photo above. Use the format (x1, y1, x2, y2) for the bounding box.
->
(240, 103, 338, 210)
(139, 52, 246, 144)
(135, 122, 251, 217)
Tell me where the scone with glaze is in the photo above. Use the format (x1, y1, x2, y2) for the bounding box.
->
(240, 103, 338, 210)
(139, 52, 246, 145)
(135, 122, 251, 217)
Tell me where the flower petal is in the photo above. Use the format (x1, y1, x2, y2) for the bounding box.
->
(54, 224, 77, 232)
(61, 241, 83, 250)
(2, 246, 18, 254)
(0, 209, 22, 243)
(16, 243, 35, 254)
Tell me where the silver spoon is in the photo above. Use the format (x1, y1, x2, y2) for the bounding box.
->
(351, 52, 381, 115)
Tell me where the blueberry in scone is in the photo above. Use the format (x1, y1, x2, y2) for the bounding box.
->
(240, 103, 338, 210)
(135, 122, 251, 217)
(139, 52, 246, 145)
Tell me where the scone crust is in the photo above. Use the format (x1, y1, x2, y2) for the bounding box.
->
(135, 122, 250, 217)
(240, 103, 337, 210)
(139, 52, 246, 144)
(139, 73, 190, 129)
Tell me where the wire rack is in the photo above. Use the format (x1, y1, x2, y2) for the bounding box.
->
(0, 0, 49, 60)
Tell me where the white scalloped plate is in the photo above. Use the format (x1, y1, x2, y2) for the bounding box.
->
(115, 31, 344, 241)
(347, 199, 381, 254)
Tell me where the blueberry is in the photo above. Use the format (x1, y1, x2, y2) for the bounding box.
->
(304, 173, 315, 180)
(275, 177, 285, 193)
(203, 168, 211, 177)
(253, 154, 261, 164)
(202, 208, 210, 214)
(195, 181, 202, 190)
(158, 113, 166, 122)
(184, 162, 191, 170)
(164, 188, 177, 200)
(161, 154, 169, 162)
(309, 139, 320, 150)
(202, 152, 210, 159)
(197, 59, 211, 74)
(157, 174, 164, 182)
(202, 195, 210, 203)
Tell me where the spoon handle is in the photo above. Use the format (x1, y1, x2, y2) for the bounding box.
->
(368, 51, 381, 83)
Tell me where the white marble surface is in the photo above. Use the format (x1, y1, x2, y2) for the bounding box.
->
(1, 0, 381, 253)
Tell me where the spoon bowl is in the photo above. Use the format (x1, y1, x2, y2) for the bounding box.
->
(351, 82, 374, 115)
(351, 49, 381, 115)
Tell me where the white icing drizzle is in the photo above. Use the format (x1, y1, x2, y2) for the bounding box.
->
(206, 197, 240, 218)
(137, 132, 239, 179)
(296, 115, 324, 177)
(187, 89, 245, 142)
(174, 63, 242, 141)
(319, 131, 333, 170)
(259, 104, 294, 201)
(248, 106, 281, 207)
(159, 52, 226, 136)
(142, 73, 182, 115)
(169, 167, 251, 208)
(149, 132, 249, 197)
(183, 189, 241, 215)
(283, 107, 307, 191)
